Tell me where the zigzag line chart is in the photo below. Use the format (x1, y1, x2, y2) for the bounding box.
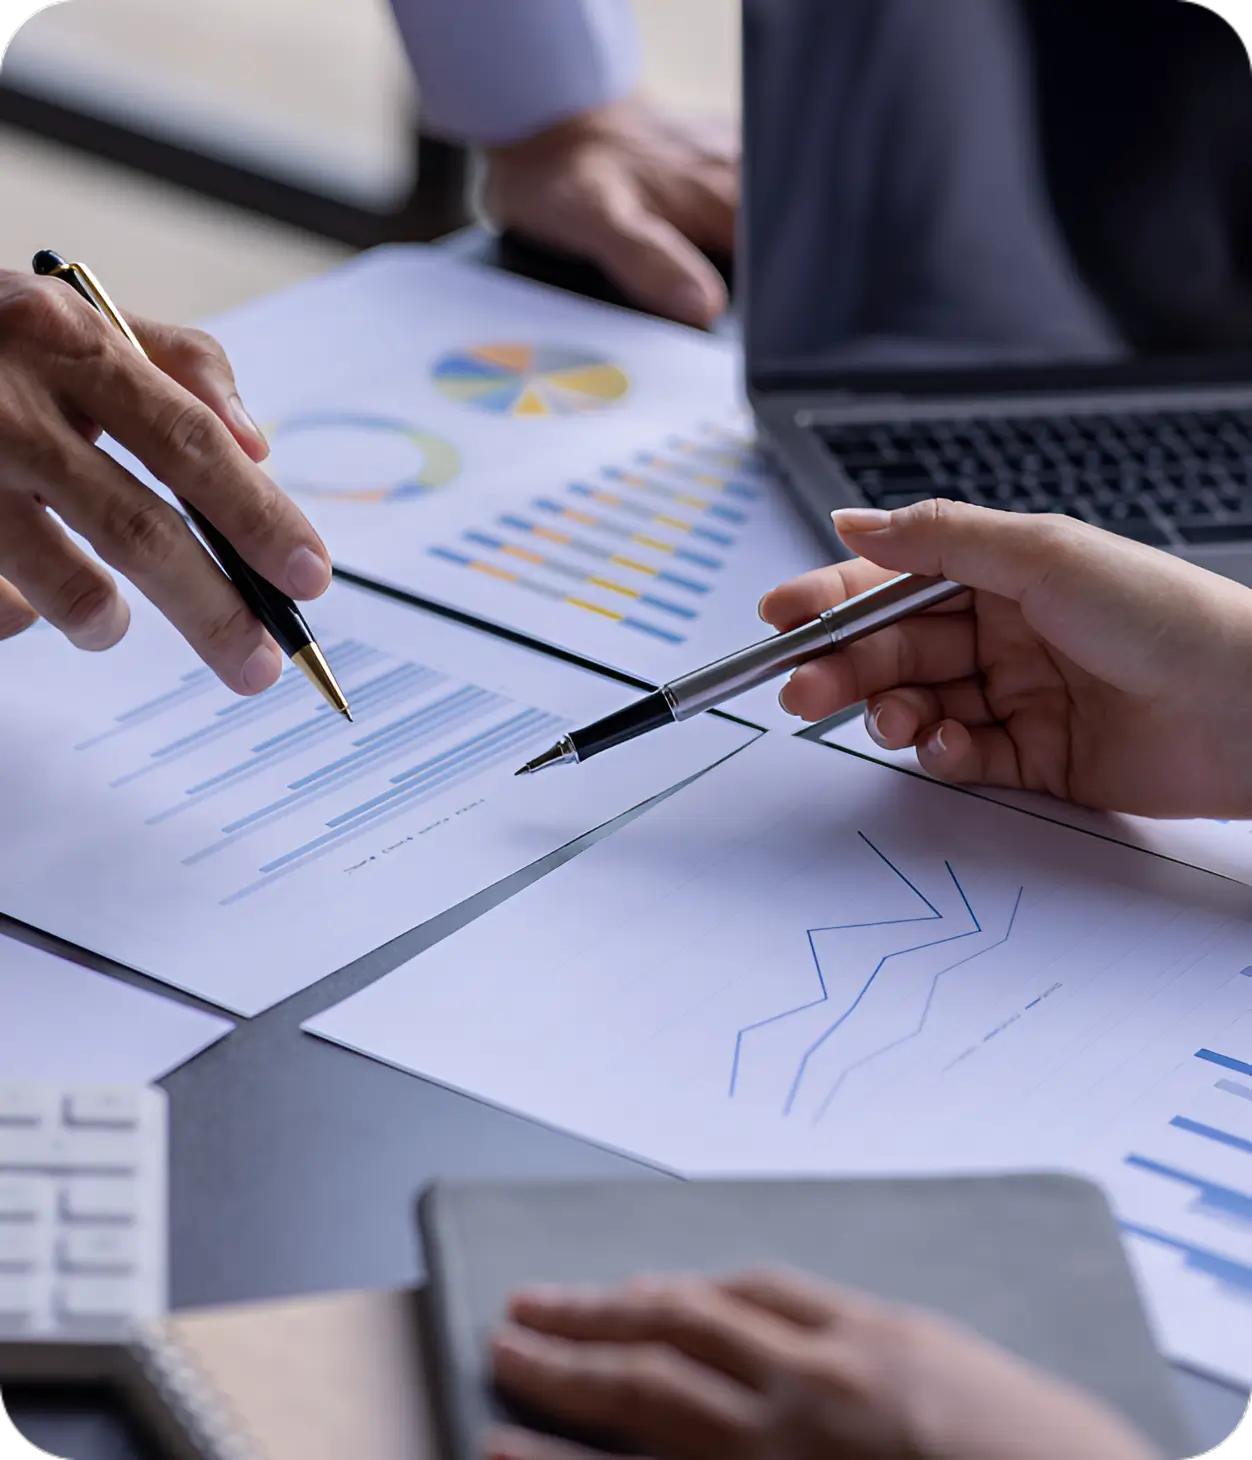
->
(730, 832, 1024, 1122)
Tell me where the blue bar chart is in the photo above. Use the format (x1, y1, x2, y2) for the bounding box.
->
(74, 629, 564, 908)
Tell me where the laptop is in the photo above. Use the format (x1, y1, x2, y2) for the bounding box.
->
(743, 0, 1252, 584)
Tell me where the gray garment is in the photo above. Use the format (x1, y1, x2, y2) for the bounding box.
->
(388, 0, 641, 145)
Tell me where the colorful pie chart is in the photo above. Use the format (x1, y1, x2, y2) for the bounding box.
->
(264, 413, 461, 503)
(431, 343, 630, 417)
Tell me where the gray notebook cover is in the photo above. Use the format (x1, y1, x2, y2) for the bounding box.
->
(418, 1174, 1190, 1460)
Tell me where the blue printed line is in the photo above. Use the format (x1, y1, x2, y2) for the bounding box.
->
(1125, 1156, 1252, 1225)
(730, 832, 944, 1099)
(1197, 1050, 1252, 1079)
(1170, 1117, 1252, 1155)
(1121, 1223, 1252, 1295)
(813, 886, 1024, 1123)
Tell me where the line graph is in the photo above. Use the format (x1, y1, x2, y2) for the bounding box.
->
(730, 833, 1024, 1120)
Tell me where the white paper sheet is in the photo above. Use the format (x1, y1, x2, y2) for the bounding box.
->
(0, 935, 229, 1082)
(0, 579, 757, 1014)
(307, 733, 1252, 1386)
(822, 712, 1252, 885)
(193, 249, 825, 727)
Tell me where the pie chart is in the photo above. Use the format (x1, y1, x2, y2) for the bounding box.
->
(264, 412, 461, 503)
(431, 343, 630, 417)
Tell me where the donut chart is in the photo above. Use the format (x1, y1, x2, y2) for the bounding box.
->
(431, 343, 630, 417)
(264, 413, 461, 503)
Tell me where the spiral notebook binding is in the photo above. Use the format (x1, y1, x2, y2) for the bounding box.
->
(128, 1321, 261, 1460)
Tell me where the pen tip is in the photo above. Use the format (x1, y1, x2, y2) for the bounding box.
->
(342, 708, 354, 724)
(514, 765, 530, 777)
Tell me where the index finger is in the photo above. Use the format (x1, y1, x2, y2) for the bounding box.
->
(53, 331, 330, 602)
(758, 559, 895, 632)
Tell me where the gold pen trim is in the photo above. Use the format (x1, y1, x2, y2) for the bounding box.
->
(293, 643, 352, 722)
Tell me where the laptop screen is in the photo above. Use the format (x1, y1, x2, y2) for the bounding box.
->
(742, 0, 1252, 396)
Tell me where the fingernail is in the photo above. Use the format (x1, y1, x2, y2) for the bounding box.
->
(757, 594, 770, 623)
(73, 591, 130, 651)
(865, 704, 890, 748)
(240, 642, 281, 694)
(228, 394, 266, 450)
(832, 507, 893, 534)
(926, 724, 947, 757)
(287, 545, 331, 599)
(778, 685, 799, 718)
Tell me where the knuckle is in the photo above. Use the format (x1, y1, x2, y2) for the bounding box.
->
(101, 495, 184, 574)
(198, 598, 256, 661)
(51, 565, 114, 633)
(152, 397, 225, 469)
(177, 326, 230, 371)
(615, 1346, 672, 1406)
(0, 277, 109, 364)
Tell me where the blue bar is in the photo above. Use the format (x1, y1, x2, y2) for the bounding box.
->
(1217, 1079, 1252, 1104)
(1125, 1155, 1252, 1223)
(673, 545, 723, 570)
(1197, 1049, 1252, 1078)
(430, 545, 474, 567)
(708, 504, 748, 525)
(1171, 1116, 1252, 1154)
(624, 618, 684, 644)
(1242, 967, 1252, 978)
(465, 530, 505, 551)
(250, 665, 431, 752)
(639, 594, 697, 620)
(691, 524, 735, 547)
(1121, 1223, 1252, 1295)
(656, 570, 711, 595)
(385, 709, 549, 793)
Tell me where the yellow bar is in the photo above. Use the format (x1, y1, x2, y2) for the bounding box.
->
(502, 545, 545, 566)
(568, 597, 622, 622)
(610, 555, 655, 576)
(533, 526, 570, 545)
(633, 534, 673, 553)
(471, 561, 516, 583)
(588, 576, 639, 600)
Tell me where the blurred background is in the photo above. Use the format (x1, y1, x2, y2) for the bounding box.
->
(0, 0, 738, 322)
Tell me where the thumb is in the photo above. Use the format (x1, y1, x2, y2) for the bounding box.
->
(130, 317, 270, 463)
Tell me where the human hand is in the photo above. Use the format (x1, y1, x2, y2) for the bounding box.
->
(481, 96, 738, 328)
(759, 501, 1252, 819)
(485, 1270, 1158, 1460)
(0, 271, 331, 693)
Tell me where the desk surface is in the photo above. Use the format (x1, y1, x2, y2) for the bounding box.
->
(6, 230, 1248, 1459)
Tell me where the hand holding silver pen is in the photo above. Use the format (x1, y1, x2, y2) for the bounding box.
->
(517, 572, 964, 773)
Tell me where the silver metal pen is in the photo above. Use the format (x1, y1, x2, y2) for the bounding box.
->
(515, 572, 965, 774)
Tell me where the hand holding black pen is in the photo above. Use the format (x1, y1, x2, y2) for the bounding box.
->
(0, 253, 348, 715)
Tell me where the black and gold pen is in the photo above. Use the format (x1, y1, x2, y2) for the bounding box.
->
(32, 249, 351, 722)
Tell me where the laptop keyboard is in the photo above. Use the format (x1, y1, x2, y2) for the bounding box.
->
(818, 407, 1252, 547)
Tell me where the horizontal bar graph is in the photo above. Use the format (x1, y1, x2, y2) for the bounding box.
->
(1217, 1079, 1252, 1103)
(427, 425, 768, 647)
(223, 705, 563, 903)
(72, 624, 575, 909)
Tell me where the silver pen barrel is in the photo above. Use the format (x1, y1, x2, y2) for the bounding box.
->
(663, 574, 964, 721)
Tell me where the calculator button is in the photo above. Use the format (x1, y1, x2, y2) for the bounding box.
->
(0, 1086, 46, 1127)
(0, 1273, 36, 1318)
(0, 1177, 48, 1220)
(0, 1227, 39, 1271)
(61, 1178, 137, 1223)
(57, 1277, 135, 1321)
(0, 1128, 139, 1174)
(63, 1089, 141, 1130)
(59, 1229, 136, 1275)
